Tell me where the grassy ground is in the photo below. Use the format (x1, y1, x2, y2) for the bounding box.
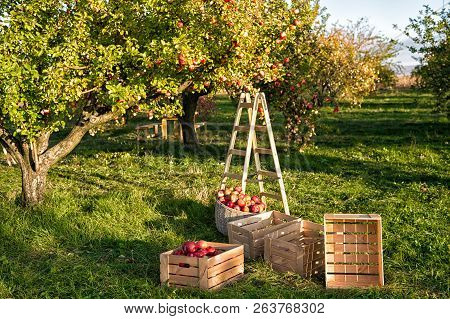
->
(0, 89, 448, 299)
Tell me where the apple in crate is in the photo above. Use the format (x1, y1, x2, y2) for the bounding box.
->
(196, 240, 208, 250)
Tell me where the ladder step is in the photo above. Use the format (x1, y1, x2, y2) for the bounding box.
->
(260, 192, 283, 201)
(223, 172, 260, 183)
(239, 102, 253, 109)
(223, 173, 242, 180)
(257, 170, 279, 179)
(234, 125, 267, 132)
(255, 148, 273, 155)
(229, 149, 246, 156)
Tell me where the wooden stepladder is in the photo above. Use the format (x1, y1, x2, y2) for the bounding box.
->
(220, 92, 290, 215)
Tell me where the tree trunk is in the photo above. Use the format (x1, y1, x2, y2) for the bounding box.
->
(179, 91, 203, 147)
(20, 165, 48, 206)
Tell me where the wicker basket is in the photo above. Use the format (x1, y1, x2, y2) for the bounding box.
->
(215, 200, 254, 235)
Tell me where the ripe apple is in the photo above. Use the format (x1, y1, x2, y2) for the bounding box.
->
(200, 58, 207, 64)
(238, 193, 245, 200)
(251, 205, 260, 213)
(219, 196, 226, 203)
(237, 199, 246, 207)
(224, 188, 232, 195)
(206, 246, 216, 256)
(188, 65, 195, 72)
(230, 194, 239, 203)
(234, 205, 241, 211)
(178, 53, 187, 66)
(194, 250, 206, 258)
(173, 249, 184, 255)
(204, 81, 211, 88)
(177, 20, 184, 28)
(279, 32, 287, 40)
(182, 241, 197, 254)
(284, 57, 290, 64)
(217, 190, 225, 197)
(251, 195, 261, 204)
(226, 201, 235, 209)
(187, 253, 195, 257)
(293, 19, 301, 26)
(196, 240, 208, 250)
(242, 206, 250, 212)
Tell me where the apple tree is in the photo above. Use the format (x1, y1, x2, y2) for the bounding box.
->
(0, 0, 250, 205)
(262, 19, 397, 149)
(403, 5, 449, 115)
(171, 0, 318, 146)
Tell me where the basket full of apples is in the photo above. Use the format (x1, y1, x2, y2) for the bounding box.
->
(215, 185, 267, 235)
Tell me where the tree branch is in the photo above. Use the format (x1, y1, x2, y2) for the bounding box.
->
(0, 126, 24, 166)
(40, 112, 118, 168)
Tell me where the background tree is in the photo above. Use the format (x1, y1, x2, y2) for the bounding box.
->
(403, 5, 449, 114)
(262, 18, 398, 149)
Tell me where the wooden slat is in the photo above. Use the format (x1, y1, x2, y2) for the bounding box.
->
(208, 245, 243, 267)
(326, 264, 379, 274)
(255, 147, 273, 155)
(168, 265, 199, 277)
(326, 234, 378, 243)
(271, 246, 297, 260)
(223, 172, 242, 180)
(302, 220, 324, 232)
(239, 102, 253, 109)
(242, 218, 272, 232)
(326, 243, 379, 254)
(326, 253, 379, 264)
(169, 274, 199, 287)
(208, 264, 244, 288)
(234, 125, 250, 132)
(168, 255, 199, 267)
(160, 253, 169, 284)
(257, 170, 279, 179)
(260, 192, 282, 200)
(325, 214, 381, 221)
(325, 222, 377, 233)
(198, 258, 208, 289)
(229, 149, 246, 156)
(208, 254, 244, 278)
(270, 255, 297, 271)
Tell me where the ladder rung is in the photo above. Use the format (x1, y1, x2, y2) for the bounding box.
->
(234, 125, 267, 132)
(257, 170, 279, 179)
(255, 148, 273, 155)
(223, 173, 242, 180)
(223, 172, 260, 183)
(260, 192, 282, 201)
(234, 125, 250, 132)
(229, 149, 246, 156)
(239, 102, 253, 109)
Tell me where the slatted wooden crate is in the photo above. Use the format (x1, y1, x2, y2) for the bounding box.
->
(227, 211, 301, 259)
(264, 220, 324, 278)
(160, 242, 244, 290)
(324, 214, 384, 288)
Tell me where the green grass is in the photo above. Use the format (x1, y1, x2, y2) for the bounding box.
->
(0, 89, 448, 298)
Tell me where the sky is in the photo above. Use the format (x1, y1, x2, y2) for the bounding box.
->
(320, 0, 448, 66)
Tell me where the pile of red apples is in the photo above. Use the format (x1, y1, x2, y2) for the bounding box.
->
(217, 186, 266, 213)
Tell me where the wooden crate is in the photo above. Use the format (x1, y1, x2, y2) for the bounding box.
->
(264, 220, 324, 278)
(324, 214, 384, 289)
(227, 211, 301, 259)
(160, 242, 244, 290)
